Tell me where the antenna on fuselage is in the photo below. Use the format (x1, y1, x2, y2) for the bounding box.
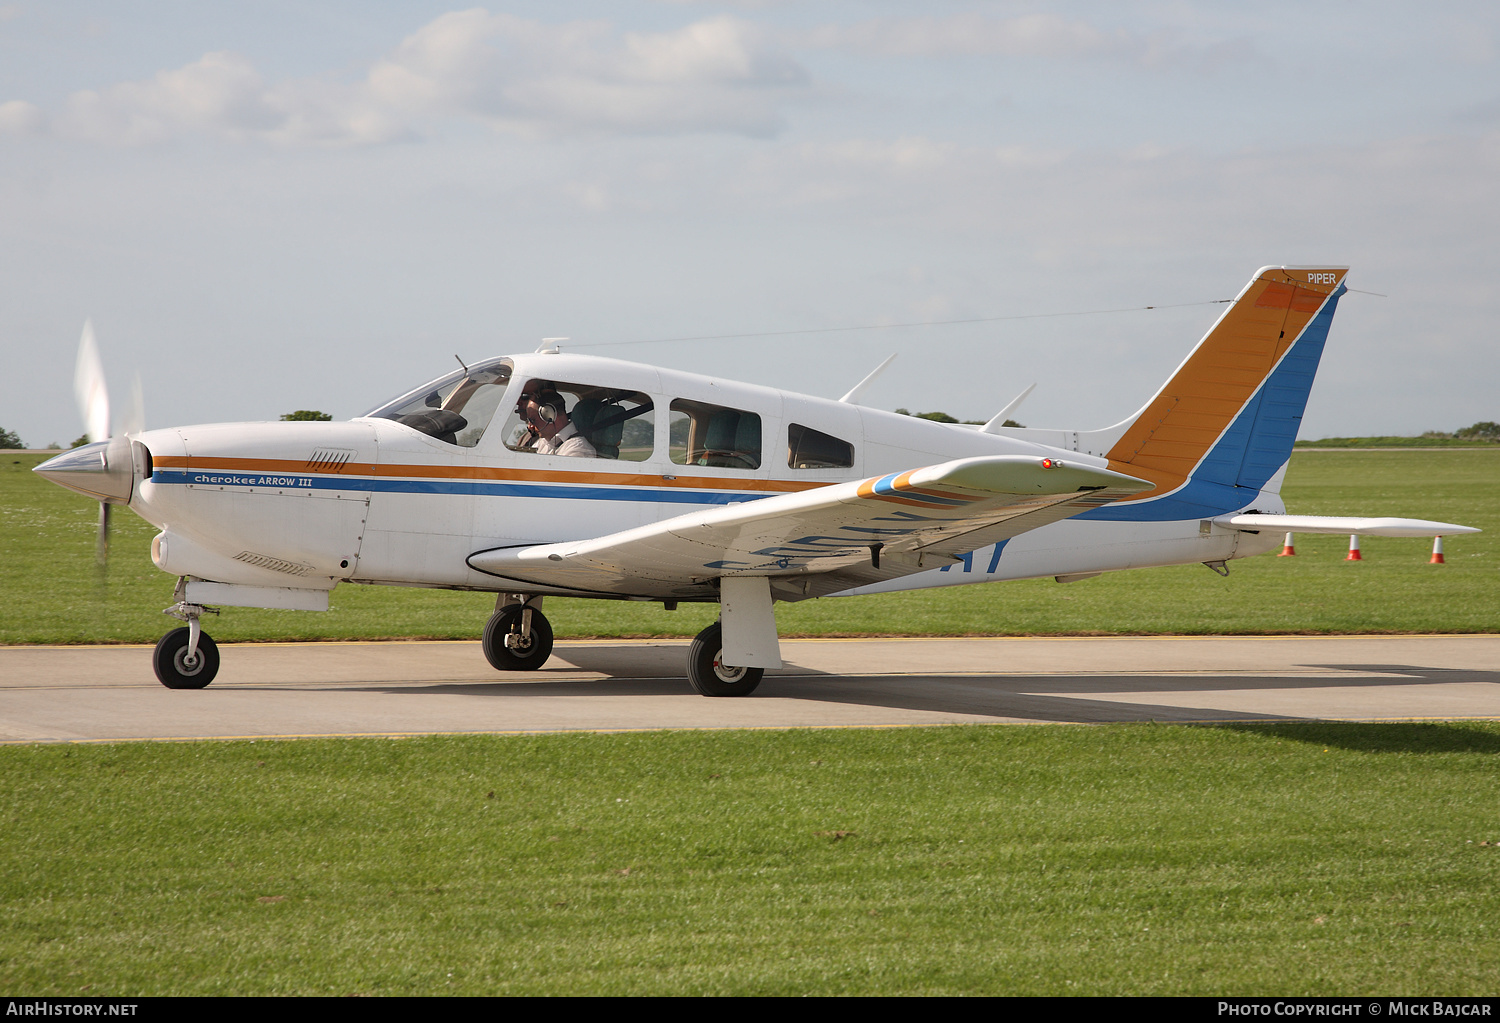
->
(980, 382, 1037, 434)
(838, 353, 898, 405)
(454, 354, 470, 375)
(536, 338, 568, 354)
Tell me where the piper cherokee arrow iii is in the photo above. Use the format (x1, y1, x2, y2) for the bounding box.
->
(34, 266, 1479, 695)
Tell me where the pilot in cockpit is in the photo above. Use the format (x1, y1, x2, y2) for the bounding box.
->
(520, 385, 598, 459)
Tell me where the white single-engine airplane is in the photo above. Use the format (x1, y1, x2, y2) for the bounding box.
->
(35, 266, 1479, 695)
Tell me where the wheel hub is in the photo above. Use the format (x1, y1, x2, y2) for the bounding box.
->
(712, 654, 748, 683)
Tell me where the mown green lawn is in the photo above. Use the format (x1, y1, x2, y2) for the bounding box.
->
(3, 723, 1498, 996)
(1295, 438, 1497, 448)
(5, 451, 1497, 997)
(2, 449, 1496, 644)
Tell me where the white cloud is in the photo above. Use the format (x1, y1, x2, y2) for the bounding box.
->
(800, 13, 1129, 59)
(0, 99, 44, 135)
(793, 12, 1258, 70)
(36, 47, 293, 147)
(368, 10, 806, 137)
(1, 9, 809, 146)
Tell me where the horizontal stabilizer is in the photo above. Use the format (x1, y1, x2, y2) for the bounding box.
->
(1213, 514, 1480, 538)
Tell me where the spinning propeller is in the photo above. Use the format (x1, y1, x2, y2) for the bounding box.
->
(33, 321, 144, 573)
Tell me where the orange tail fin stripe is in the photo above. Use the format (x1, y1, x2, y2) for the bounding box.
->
(1105, 267, 1347, 502)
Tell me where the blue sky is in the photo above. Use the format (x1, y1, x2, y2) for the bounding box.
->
(3, 2, 1497, 446)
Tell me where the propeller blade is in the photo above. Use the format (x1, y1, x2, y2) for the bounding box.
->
(121, 372, 144, 438)
(96, 501, 110, 573)
(75, 320, 110, 444)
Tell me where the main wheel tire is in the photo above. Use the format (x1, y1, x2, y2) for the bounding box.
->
(153, 627, 220, 689)
(687, 622, 764, 697)
(482, 605, 554, 671)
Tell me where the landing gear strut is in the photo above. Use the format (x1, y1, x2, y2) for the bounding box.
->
(482, 596, 554, 671)
(154, 591, 220, 689)
(687, 621, 763, 697)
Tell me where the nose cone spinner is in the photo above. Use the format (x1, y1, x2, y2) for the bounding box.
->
(33, 439, 136, 504)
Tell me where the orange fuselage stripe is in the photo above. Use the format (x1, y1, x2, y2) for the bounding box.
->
(154, 455, 827, 494)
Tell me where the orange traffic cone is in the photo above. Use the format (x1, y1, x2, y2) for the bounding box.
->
(1345, 534, 1362, 561)
(1430, 536, 1445, 564)
(1278, 532, 1297, 556)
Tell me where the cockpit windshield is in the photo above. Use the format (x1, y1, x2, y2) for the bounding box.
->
(361, 357, 514, 447)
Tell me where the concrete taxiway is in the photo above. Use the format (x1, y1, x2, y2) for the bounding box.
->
(1, 635, 1498, 743)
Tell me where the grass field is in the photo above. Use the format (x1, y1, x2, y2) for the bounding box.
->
(3, 449, 1497, 644)
(1295, 438, 1497, 448)
(4, 452, 1498, 997)
(3, 723, 1498, 996)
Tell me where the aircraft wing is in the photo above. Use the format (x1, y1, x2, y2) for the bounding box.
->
(468, 455, 1152, 600)
(1213, 514, 1480, 537)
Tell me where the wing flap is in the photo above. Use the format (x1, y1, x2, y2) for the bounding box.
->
(468, 455, 1150, 596)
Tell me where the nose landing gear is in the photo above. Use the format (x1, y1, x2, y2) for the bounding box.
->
(154, 590, 221, 689)
(153, 625, 220, 689)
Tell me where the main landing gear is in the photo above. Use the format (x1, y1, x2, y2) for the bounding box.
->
(482, 596, 554, 671)
(153, 594, 220, 689)
(476, 595, 764, 697)
(687, 621, 764, 697)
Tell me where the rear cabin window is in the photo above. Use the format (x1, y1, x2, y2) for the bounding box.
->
(501, 379, 655, 461)
(787, 423, 854, 469)
(669, 399, 762, 470)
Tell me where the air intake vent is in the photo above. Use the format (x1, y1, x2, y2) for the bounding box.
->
(306, 448, 355, 473)
(234, 551, 311, 576)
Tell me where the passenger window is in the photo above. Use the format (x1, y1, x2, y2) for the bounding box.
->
(788, 423, 854, 469)
(502, 379, 655, 461)
(669, 400, 761, 469)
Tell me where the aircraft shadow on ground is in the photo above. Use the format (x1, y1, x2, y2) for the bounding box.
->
(1214, 719, 1500, 754)
(745, 664, 1500, 725)
(356, 656, 1500, 728)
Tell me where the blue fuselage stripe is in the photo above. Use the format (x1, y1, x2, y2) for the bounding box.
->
(150, 469, 774, 506)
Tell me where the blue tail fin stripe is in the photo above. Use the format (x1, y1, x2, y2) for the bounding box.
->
(1078, 283, 1344, 523)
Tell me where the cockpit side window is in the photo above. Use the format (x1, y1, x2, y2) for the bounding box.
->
(364, 358, 514, 448)
(502, 379, 655, 462)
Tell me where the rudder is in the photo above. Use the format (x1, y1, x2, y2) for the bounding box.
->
(1104, 265, 1347, 506)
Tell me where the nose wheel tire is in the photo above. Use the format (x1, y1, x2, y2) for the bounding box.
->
(687, 622, 764, 697)
(153, 627, 220, 689)
(482, 605, 554, 671)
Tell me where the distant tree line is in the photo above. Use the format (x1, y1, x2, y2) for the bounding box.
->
(9, 413, 1489, 452)
(1424, 421, 1500, 441)
(1, 428, 80, 449)
(894, 409, 1023, 428)
(890, 412, 1498, 441)
(0, 410, 337, 450)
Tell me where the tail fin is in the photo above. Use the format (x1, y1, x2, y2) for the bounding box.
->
(1088, 266, 1348, 520)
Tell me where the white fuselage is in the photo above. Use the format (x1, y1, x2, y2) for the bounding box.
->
(126, 352, 1283, 601)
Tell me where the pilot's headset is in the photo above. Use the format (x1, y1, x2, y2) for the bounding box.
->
(530, 388, 566, 425)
